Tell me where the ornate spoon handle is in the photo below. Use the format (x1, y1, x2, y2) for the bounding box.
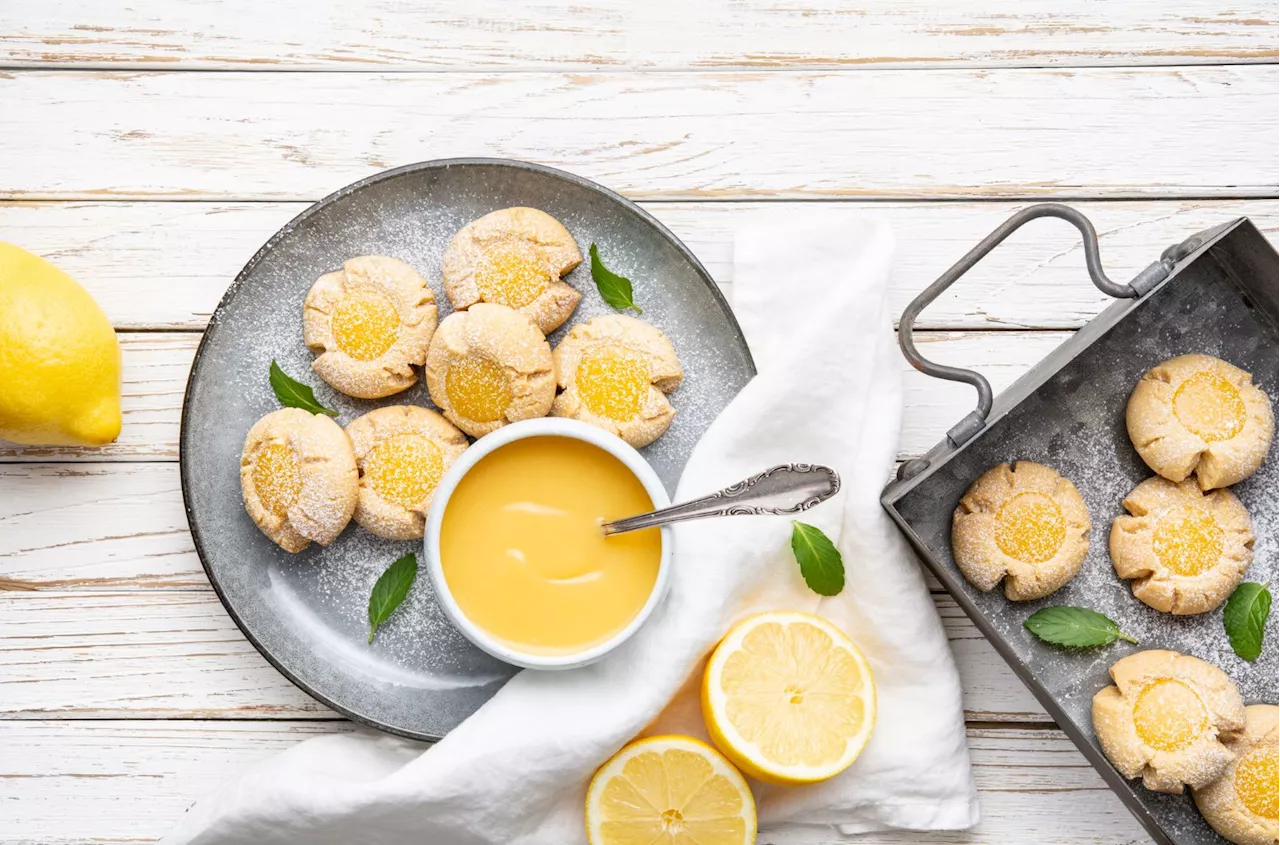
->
(602, 464, 841, 536)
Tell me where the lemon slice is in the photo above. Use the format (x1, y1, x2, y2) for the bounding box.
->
(585, 734, 756, 845)
(702, 611, 877, 785)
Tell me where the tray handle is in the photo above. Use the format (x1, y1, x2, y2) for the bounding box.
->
(898, 203, 1185, 464)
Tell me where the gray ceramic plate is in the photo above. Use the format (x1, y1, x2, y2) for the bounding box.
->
(180, 159, 755, 740)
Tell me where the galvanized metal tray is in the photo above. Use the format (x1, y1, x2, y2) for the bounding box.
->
(882, 205, 1278, 845)
(180, 159, 755, 741)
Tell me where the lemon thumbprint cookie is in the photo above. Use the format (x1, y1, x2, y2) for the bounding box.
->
(240, 408, 358, 553)
(442, 207, 582, 334)
(951, 461, 1091, 600)
(303, 255, 437, 399)
(1128, 354, 1274, 490)
(551, 315, 683, 448)
(425, 303, 556, 438)
(1111, 476, 1254, 615)
(1193, 704, 1278, 845)
(345, 406, 468, 540)
(1093, 650, 1246, 794)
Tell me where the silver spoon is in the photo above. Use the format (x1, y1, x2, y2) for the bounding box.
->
(602, 464, 841, 535)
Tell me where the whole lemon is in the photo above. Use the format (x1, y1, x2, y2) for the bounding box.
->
(0, 242, 122, 446)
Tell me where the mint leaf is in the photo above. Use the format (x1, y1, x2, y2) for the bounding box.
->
(367, 553, 418, 644)
(589, 243, 642, 314)
(790, 521, 844, 596)
(1024, 606, 1137, 648)
(1224, 582, 1271, 662)
(269, 360, 338, 417)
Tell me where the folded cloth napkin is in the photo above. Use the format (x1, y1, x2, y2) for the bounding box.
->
(166, 211, 978, 845)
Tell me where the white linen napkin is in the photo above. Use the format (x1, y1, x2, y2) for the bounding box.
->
(166, 211, 978, 844)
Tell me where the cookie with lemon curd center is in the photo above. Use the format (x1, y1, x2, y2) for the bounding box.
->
(1127, 353, 1275, 490)
(424, 303, 555, 439)
(443, 206, 583, 334)
(1194, 705, 1279, 845)
(551, 314, 684, 449)
(345, 406, 468, 541)
(951, 461, 1091, 601)
(701, 611, 876, 786)
(1092, 649, 1246, 795)
(240, 408, 358, 554)
(585, 735, 756, 845)
(303, 255, 437, 399)
(1110, 476, 1254, 615)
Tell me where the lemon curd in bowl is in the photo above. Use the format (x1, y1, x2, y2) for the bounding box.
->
(426, 419, 671, 669)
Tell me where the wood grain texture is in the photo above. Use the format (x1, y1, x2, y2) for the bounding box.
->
(0, 331, 1071, 461)
(2, 67, 1276, 201)
(3, 199, 1275, 331)
(0, 0, 1273, 70)
(0, 721, 1147, 844)
(0, 590, 1044, 722)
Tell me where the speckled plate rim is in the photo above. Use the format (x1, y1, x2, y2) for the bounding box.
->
(178, 157, 755, 740)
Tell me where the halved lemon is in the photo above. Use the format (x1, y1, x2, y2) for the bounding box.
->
(585, 734, 756, 845)
(702, 611, 877, 785)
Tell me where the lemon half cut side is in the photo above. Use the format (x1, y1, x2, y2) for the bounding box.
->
(702, 611, 877, 786)
(585, 734, 756, 845)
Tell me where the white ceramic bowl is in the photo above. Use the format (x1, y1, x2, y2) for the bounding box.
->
(424, 418, 673, 670)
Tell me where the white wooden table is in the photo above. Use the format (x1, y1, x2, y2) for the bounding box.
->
(0, 4, 1276, 842)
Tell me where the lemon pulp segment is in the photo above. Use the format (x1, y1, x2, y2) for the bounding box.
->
(1174, 372, 1246, 442)
(1153, 506, 1224, 577)
(475, 241, 548, 309)
(365, 433, 443, 510)
(995, 492, 1066, 564)
(252, 443, 303, 518)
(587, 736, 755, 845)
(1234, 743, 1279, 819)
(578, 346, 650, 422)
(1133, 679, 1208, 752)
(445, 357, 512, 423)
(331, 289, 399, 361)
(717, 618, 869, 773)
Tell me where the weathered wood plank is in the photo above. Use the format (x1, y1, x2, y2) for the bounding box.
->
(0, 0, 1273, 70)
(0, 331, 1070, 461)
(0, 590, 1044, 722)
(2, 67, 1275, 201)
(0, 720, 1147, 844)
(3, 199, 1274, 331)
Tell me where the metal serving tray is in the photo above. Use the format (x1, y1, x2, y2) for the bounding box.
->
(881, 205, 1278, 845)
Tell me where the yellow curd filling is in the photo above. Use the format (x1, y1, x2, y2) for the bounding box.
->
(446, 357, 512, 423)
(1133, 679, 1208, 752)
(578, 346, 650, 422)
(475, 241, 548, 309)
(439, 436, 660, 654)
(331, 289, 399, 361)
(720, 620, 865, 768)
(1174, 371, 1246, 442)
(1235, 743, 1279, 819)
(1153, 506, 1223, 577)
(252, 442, 302, 518)
(995, 492, 1066, 564)
(365, 433, 443, 510)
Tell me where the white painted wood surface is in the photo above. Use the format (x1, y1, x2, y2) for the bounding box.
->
(2, 68, 1276, 201)
(0, 1, 1273, 69)
(0, 3, 1274, 843)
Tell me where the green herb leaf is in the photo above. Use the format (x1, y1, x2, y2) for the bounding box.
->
(367, 553, 418, 644)
(589, 243, 642, 314)
(790, 521, 844, 596)
(1024, 606, 1137, 648)
(1224, 582, 1272, 662)
(269, 360, 338, 417)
